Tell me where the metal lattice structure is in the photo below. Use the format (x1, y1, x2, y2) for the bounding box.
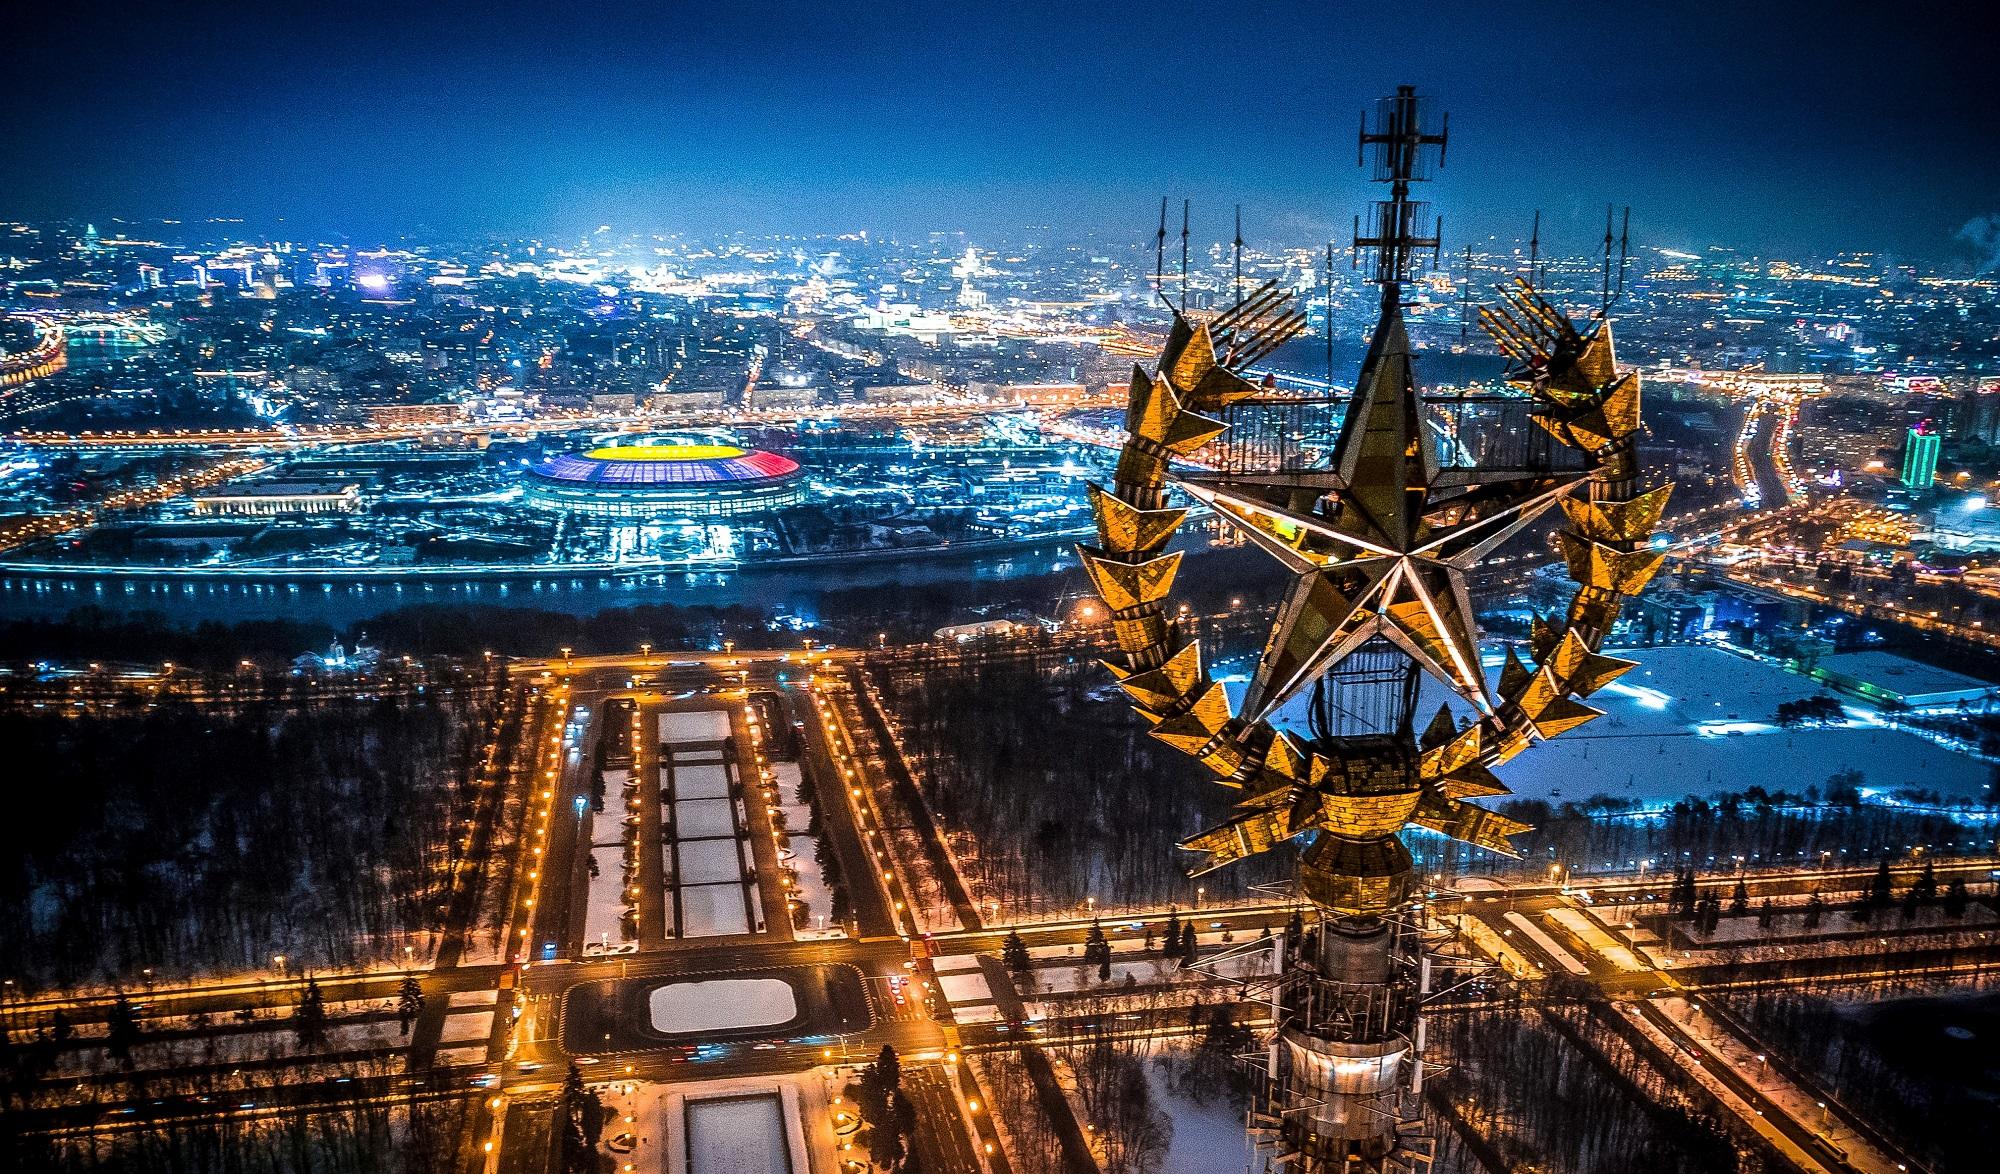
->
(1079, 86, 1671, 1171)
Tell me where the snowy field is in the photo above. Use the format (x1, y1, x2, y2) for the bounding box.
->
(1495, 645, 1992, 804)
(439, 1009, 493, 1045)
(671, 762, 732, 800)
(685, 1094, 793, 1174)
(660, 709, 732, 744)
(1236, 643, 1994, 806)
(1146, 1058, 1255, 1174)
(680, 882, 753, 937)
(583, 846, 631, 952)
(651, 979, 798, 1033)
(783, 834, 843, 938)
(676, 838, 745, 886)
(674, 798, 737, 840)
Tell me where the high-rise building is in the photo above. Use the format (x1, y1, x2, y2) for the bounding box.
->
(1901, 422, 1940, 490)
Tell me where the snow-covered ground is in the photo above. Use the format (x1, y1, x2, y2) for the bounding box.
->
(649, 979, 798, 1033)
(583, 845, 633, 953)
(1243, 643, 1993, 805)
(660, 709, 732, 744)
(680, 882, 753, 937)
(1145, 1057, 1256, 1174)
(595, 1077, 828, 1174)
(686, 1094, 793, 1174)
(439, 1009, 493, 1045)
(675, 838, 745, 886)
(770, 762, 805, 803)
(671, 762, 732, 800)
(782, 834, 842, 938)
(673, 798, 737, 839)
(52, 1018, 409, 1079)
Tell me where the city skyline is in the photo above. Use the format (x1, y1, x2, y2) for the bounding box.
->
(6, 16, 2000, 1174)
(8, 1, 1998, 263)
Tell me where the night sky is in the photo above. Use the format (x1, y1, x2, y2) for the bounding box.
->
(6, 1, 1995, 261)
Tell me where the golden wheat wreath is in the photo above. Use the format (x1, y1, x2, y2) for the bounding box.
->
(1079, 279, 1672, 913)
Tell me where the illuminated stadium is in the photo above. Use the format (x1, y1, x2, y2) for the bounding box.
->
(523, 440, 807, 519)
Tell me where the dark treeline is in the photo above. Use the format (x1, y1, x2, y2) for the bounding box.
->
(0, 609, 337, 672)
(1430, 992, 1757, 1174)
(1431, 788, 1994, 884)
(0, 692, 490, 989)
(7, 1081, 472, 1173)
(876, 649, 1285, 916)
(1723, 977, 2000, 1174)
(0, 602, 774, 670)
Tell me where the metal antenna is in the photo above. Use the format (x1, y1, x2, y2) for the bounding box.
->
(1233, 204, 1245, 308)
(1601, 204, 1614, 315)
(1353, 85, 1447, 305)
(1459, 244, 1474, 346)
(1613, 206, 1632, 309)
(1180, 199, 1191, 311)
(1324, 241, 1335, 387)
(1527, 210, 1542, 293)
(1154, 197, 1169, 309)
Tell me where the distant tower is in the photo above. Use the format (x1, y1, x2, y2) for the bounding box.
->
(1901, 421, 1940, 490)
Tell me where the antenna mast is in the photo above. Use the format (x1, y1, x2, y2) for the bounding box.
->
(1233, 204, 1244, 307)
(1352, 85, 1447, 305)
(1459, 243, 1475, 346)
(1601, 204, 1615, 314)
(1528, 209, 1543, 293)
(1324, 241, 1334, 387)
(1179, 199, 1191, 311)
(1153, 197, 1168, 309)
(1613, 206, 1632, 310)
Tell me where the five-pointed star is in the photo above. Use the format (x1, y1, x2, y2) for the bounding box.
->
(1176, 307, 1587, 725)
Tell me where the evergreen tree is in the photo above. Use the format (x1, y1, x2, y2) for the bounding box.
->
(580, 1087, 606, 1149)
(1163, 909, 1182, 956)
(397, 975, 424, 1037)
(105, 994, 139, 1067)
(1943, 876, 1970, 918)
(293, 978, 327, 1048)
(1002, 928, 1032, 976)
(852, 1045, 909, 1171)
(1803, 891, 1824, 930)
(1912, 858, 1939, 903)
(1758, 899, 1775, 931)
(1084, 917, 1110, 974)
(1729, 878, 1748, 915)
(1867, 859, 1894, 912)
(1673, 869, 1698, 919)
(1180, 921, 1198, 965)
(874, 1043, 901, 1093)
(1901, 885, 1920, 921)
(557, 1062, 593, 1174)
